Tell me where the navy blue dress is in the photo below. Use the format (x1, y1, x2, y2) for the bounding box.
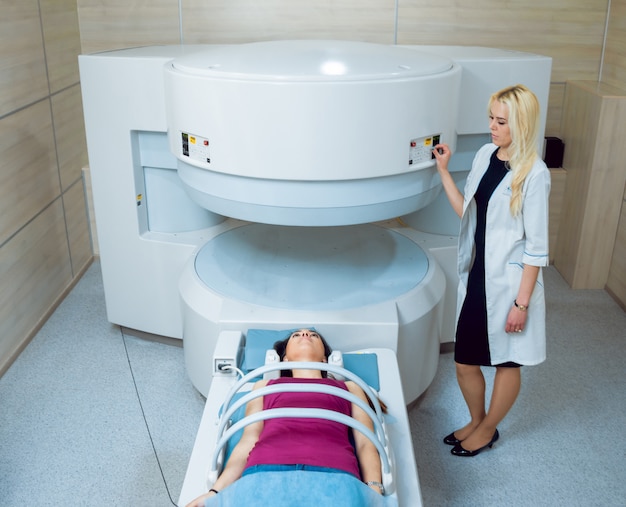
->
(455, 149, 519, 367)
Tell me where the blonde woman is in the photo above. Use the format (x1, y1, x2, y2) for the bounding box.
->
(432, 84, 550, 457)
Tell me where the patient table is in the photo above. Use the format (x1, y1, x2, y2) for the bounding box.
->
(178, 329, 422, 506)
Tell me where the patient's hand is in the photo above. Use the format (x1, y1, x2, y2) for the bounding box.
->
(186, 490, 217, 507)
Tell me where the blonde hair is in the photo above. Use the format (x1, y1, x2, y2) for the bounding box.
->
(488, 84, 541, 216)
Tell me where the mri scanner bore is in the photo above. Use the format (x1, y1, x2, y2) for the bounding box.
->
(79, 40, 551, 506)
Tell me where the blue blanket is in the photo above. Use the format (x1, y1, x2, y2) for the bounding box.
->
(205, 469, 398, 507)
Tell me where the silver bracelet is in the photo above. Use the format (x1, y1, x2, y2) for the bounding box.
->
(366, 481, 385, 494)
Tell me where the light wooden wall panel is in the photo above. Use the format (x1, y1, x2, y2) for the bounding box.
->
(0, 201, 73, 375)
(603, 0, 626, 89)
(546, 84, 565, 138)
(607, 193, 626, 310)
(0, 101, 60, 246)
(78, 0, 182, 54)
(64, 179, 93, 274)
(397, 0, 608, 83)
(181, 0, 396, 44)
(603, 0, 626, 308)
(40, 0, 82, 94)
(82, 167, 99, 255)
(549, 169, 567, 263)
(51, 84, 89, 191)
(0, 0, 48, 117)
(554, 81, 626, 289)
(0, 1, 93, 377)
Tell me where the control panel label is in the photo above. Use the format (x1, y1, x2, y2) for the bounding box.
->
(409, 134, 440, 166)
(181, 132, 211, 164)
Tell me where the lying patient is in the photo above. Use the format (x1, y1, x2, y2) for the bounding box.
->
(186, 328, 384, 507)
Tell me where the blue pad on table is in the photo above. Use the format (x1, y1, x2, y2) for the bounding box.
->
(240, 328, 379, 390)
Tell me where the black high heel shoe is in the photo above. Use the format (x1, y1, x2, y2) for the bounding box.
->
(450, 429, 499, 457)
(443, 431, 462, 446)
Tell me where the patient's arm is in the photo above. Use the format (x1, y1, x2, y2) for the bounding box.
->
(345, 381, 384, 494)
(185, 380, 269, 507)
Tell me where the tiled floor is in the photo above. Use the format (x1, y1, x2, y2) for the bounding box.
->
(0, 261, 205, 506)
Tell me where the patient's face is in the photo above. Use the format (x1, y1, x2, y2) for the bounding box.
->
(285, 329, 326, 362)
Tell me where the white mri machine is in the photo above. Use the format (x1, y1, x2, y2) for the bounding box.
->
(79, 41, 551, 506)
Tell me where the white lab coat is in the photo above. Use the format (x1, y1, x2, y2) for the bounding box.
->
(456, 144, 551, 365)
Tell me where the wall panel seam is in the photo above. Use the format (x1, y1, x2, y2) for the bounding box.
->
(0, 194, 64, 251)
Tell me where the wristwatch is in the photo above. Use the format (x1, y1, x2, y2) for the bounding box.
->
(514, 299, 528, 312)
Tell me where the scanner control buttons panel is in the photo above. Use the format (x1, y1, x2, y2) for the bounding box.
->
(409, 134, 440, 167)
(181, 131, 211, 164)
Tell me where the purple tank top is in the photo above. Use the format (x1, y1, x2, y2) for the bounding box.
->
(244, 377, 361, 478)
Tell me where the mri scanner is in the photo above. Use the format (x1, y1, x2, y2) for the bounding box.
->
(79, 40, 551, 505)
